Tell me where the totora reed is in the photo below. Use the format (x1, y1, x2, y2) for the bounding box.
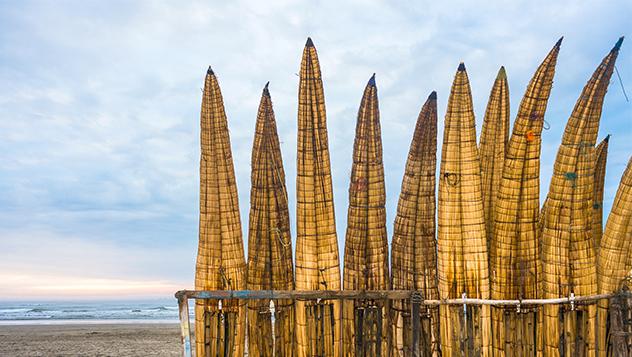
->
(190, 36, 628, 357)
(246, 84, 295, 357)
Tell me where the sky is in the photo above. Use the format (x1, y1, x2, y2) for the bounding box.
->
(0, 0, 630, 301)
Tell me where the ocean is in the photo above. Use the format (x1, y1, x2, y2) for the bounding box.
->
(0, 300, 183, 325)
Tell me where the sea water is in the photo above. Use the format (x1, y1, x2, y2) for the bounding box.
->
(0, 300, 184, 325)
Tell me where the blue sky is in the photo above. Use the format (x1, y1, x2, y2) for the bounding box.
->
(0, 0, 630, 300)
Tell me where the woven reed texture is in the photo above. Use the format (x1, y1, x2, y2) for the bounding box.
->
(540, 37, 622, 356)
(479, 67, 510, 253)
(247, 85, 295, 357)
(488, 39, 561, 357)
(195, 67, 247, 357)
(593, 136, 610, 250)
(597, 157, 632, 356)
(295, 38, 342, 357)
(437, 63, 491, 357)
(342, 75, 390, 355)
(390, 92, 440, 357)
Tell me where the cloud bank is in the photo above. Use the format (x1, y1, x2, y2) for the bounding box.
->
(0, 0, 630, 299)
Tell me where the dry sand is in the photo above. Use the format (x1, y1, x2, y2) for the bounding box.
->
(0, 323, 183, 356)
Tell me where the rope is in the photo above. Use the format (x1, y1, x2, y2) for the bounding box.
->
(615, 65, 629, 102)
(543, 119, 551, 130)
(444, 172, 460, 186)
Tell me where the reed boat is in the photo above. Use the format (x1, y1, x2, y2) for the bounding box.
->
(342, 75, 390, 355)
(437, 62, 491, 356)
(540, 37, 623, 356)
(479, 66, 510, 253)
(488, 39, 561, 356)
(593, 135, 610, 250)
(294, 37, 342, 357)
(597, 157, 632, 356)
(195, 67, 247, 357)
(246, 84, 295, 357)
(390, 91, 440, 357)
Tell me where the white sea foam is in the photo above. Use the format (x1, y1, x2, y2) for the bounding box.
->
(0, 300, 185, 325)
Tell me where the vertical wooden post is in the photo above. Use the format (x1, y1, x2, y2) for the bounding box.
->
(178, 295, 192, 357)
(339, 298, 345, 357)
(411, 292, 421, 357)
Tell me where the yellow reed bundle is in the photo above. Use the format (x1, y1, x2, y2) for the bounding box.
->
(247, 84, 295, 357)
(437, 63, 491, 356)
(540, 37, 623, 356)
(489, 39, 561, 357)
(479, 66, 510, 252)
(593, 136, 610, 250)
(390, 91, 440, 357)
(342, 75, 390, 355)
(195, 67, 247, 357)
(295, 37, 342, 357)
(597, 157, 632, 355)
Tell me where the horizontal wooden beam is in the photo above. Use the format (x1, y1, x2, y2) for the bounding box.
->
(175, 289, 627, 306)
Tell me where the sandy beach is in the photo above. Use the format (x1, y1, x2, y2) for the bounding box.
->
(0, 323, 182, 356)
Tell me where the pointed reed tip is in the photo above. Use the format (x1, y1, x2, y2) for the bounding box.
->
(613, 36, 624, 51)
(555, 36, 564, 48)
(367, 73, 376, 86)
(206, 66, 214, 75)
(497, 66, 507, 79)
(263, 82, 270, 96)
(458, 62, 466, 71)
(428, 91, 437, 100)
(305, 37, 314, 47)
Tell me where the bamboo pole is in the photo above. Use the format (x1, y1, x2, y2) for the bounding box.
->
(342, 75, 390, 355)
(390, 91, 440, 357)
(541, 37, 623, 357)
(438, 62, 491, 357)
(593, 135, 610, 250)
(295, 37, 342, 357)
(247, 84, 295, 357)
(479, 66, 510, 254)
(195, 67, 247, 357)
(597, 157, 632, 355)
(489, 39, 562, 357)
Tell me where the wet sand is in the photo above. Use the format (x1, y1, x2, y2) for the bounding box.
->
(0, 323, 182, 356)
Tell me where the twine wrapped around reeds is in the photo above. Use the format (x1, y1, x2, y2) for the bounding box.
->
(390, 91, 440, 356)
(195, 67, 247, 357)
(342, 75, 391, 355)
(437, 63, 491, 356)
(597, 157, 632, 356)
(479, 66, 510, 254)
(294, 37, 342, 357)
(247, 84, 295, 357)
(489, 39, 561, 357)
(541, 37, 623, 356)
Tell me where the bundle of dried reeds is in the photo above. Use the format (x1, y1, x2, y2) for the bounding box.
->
(294, 38, 342, 357)
(540, 37, 623, 356)
(479, 66, 510, 253)
(489, 39, 561, 357)
(247, 84, 295, 357)
(195, 67, 247, 357)
(342, 75, 390, 355)
(437, 63, 491, 356)
(390, 91, 440, 357)
(593, 136, 610, 250)
(597, 157, 632, 355)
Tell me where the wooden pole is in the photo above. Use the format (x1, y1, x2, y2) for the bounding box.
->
(177, 294, 193, 357)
